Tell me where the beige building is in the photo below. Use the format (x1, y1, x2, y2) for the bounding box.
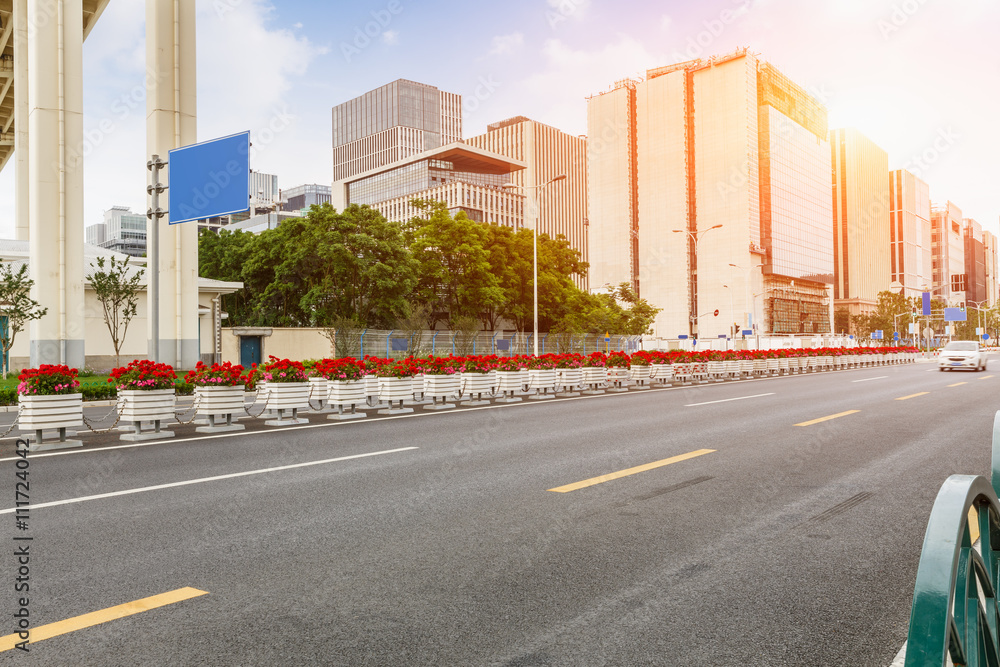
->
(830, 128, 891, 319)
(467, 117, 588, 287)
(961, 218, 997, 310)
(0, 241, 241, 373)
(888, 169, 933, 293)
(931, 201, 965, 303)
(587, 49, 833, 340)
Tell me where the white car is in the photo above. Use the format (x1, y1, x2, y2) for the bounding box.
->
(938, 341, 988, 371)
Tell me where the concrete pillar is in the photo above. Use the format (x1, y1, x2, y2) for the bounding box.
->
(146, 0, 199, 369)
(27, 0, 85, 368)
(13, 0, 28, 242)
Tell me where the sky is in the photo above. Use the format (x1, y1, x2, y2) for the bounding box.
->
(1, 0, 997, 238)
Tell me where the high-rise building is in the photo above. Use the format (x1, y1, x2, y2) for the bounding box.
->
(332, 79, 462, 182)
(962, 218, 991, 309)
(281, 184, 332, 212)
(250, 171, 279, 210)
(467, 116, 588, 286)
(87, 206, 148, 257)
(931, 201, 965, 302)
(985, 229, 999, 307)
(830, 128, 891, 320)
(888, 169, 933, 293)
(586, 49, 833, 339)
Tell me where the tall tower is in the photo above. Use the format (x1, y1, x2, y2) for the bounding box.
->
(830, 128, 891, 320)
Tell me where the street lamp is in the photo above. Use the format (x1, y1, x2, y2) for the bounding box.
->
(502, 174, 566, 356)
(722, 283, 735, 344)
(672, 224, 723, 337)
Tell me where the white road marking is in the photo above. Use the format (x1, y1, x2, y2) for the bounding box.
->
(851, 376, 887, 383)
(685, 393, 775, 407)
(0, 446, 417, 514)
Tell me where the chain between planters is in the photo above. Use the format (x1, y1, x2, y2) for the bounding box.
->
(0, 405, 23, 438)
(244, 387, 272, 419)
(172, 395, 203, 425)
(81, 398, 125, 434)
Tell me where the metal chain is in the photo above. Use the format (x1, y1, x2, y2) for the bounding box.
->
(245, 387, 272, 419)
(172, 394, 203, 425)
(81, 397, 125, 434)
(307, 382, 327, 411)
(0, 405, 24, 439)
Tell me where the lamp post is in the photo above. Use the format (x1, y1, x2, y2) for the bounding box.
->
(722, 283, 735, 346)
(969, 300, 988, 340)
(672, 224, 723, 338)
(502, 174, 566, 356)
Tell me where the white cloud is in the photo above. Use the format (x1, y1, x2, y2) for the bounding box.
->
(660, 15, 672, 31)
(545, 0, 591, 20)
(381, 30, 399, 45)
(488, 32, 525, 57)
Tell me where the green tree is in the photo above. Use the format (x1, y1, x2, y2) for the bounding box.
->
(86, 255, 145, 367)
(407, 200, 503, 328)
(198, 227, 256, 325)
(0, 264, 47, 379)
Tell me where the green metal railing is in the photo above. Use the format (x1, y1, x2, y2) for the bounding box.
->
(904, 411, 1000, 666)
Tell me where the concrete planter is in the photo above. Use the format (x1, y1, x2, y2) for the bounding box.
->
(674, 363, 693, 383)
(461, 372, 495, 398)
(261, 382, 311, 425)
(650, 364, 673, 384)
(193, 385, 246, 433)
(18, 393, 84, 451)
(120, 389, 176, 442)
(690, 362, 709, 382)
(724, 360, 741, 379)
(606, 366, 630, 392)
(528, 369, 557, 399)
(494, 370, 524, 403)
(377, 376, 414, 414)
(706, 361, 726, 381)
(556, 368, 583, 395)
(740, 360, 755, 377)
(581, 366, 607, 394)
(327, 380, 368, 419)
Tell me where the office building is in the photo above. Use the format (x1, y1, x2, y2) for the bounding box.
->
(931, 201, 965, 302)
(332, 79, 462, 182)
(281, 184, 332, 212)
(467, 117, 588, 285)
(227, 210, 303, 235)
(830, 128, 891, 320)
(962, 218, 998, 309)
(86, 206, 148, 257)
(587, 49, 834, 339)
(250, 171, 279, 210)
(888, 169, 933, 293)
(331, 142, 525, 226)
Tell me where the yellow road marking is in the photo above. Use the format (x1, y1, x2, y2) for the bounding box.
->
(947, 382, 967, 387)
(895, 392, 929, 401)
(548, 449, 715, 493)
(795, 410, 859, 427)
(980, 375, 994, 380)
(0, 587, 208, 652)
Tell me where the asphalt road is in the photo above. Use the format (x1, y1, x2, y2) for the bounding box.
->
(0, 359, 994, 666)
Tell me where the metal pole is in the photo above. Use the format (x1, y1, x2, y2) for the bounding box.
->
(533, 223, 538, 357)
(146, 155, 168, 363)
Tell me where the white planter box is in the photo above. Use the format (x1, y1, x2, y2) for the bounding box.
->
(778, 358, 790, 373)
(519, 369, 530, 389)
(690, 362, 708, 379)
(650, 364, 673, 383)
(495, 371, 524, 393)
(740, 360, 755, 375)
(328, 379, 367, 406)
(461, 372, 495, 396)
(364, 374, 380, 398)
(194, 385, 245, 416)
(308, 377, 329, 402)
(557, 368, 583, 390)
(528, 369, 557, 390)
(724, 360, 741, 378)
(120, 389, 176, 423)
(423, 374, 460, 399)
(581, 366, 607, 386)
(606, 367, 630, 386)
(263, 382, 311, 411)
(673, 363, 693, 379)
(765, 359, 779, 374)
(629, 365, 651, 383)
(706, 361, 725, 377)
(378, 376, 413, 401)
(19, 393, 83, 430)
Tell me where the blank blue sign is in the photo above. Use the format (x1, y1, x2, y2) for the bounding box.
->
(922, 292, 931, 316)
(944, 307, 967, 322)
(168, 131, 250, 224)
(496, 339, 510, 351)
(390, 338, 408, 351)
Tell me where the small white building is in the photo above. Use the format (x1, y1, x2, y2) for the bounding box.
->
(0, 240, 242, 372)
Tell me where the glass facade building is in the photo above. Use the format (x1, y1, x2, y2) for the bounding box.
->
(332, 79, 462, 181)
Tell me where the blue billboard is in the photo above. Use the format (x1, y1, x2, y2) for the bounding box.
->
(168, 131, 250, 224)
(944, 307, 967, 322)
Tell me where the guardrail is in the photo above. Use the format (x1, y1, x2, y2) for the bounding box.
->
(903, 411, 1000, 666)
